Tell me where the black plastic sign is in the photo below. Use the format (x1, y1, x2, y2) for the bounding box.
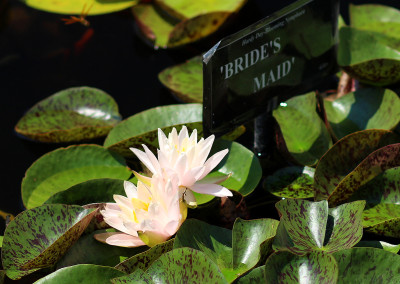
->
(203, 0, 340, 136)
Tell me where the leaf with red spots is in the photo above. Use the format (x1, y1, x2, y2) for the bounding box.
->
(314, 129, 399, 201)
(333, 247, 400, 282)
(355, 240, 400, 254)
(15, 87, 122, 143)
(273, 199, 365, 255)
(174, 218, 278, 282)
(1, 205, 97, 280)
(265, 251, 338, 284)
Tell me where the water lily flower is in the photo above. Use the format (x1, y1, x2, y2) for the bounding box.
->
(95, 174, 187, 247)
(130, 126, 232, 207)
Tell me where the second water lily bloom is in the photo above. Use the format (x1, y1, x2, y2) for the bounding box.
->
(95, 174, 187, 247)
(130, 126, 232, 207)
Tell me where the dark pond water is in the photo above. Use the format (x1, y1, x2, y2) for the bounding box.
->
(0, 0, 399, 235)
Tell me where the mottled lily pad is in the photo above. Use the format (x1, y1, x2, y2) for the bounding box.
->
(158, 56, 203, 103)
(355, 240, 400, 254)
(174, 218, 278, 282)
(155, 0, 247, 20)
(235, 265, 265, 284)
(314, 129, 399, 201)
(263, 166, 315, 199)
(22, 0, 139, 15)
(21, 145, 132, 209)
(15, 87, 122, 143)
(264, 251, 338, 284)
(124, 248, 228, 283)
(115, 239, 174, 274)
(35, 264, 126, 283)
(362, 203, 400, 238)
(324, 88, 400, 140)
(2, 205, 96, 280)
(333, 247, 400, 283)
(273, 92, 332, 166)
(338, 26, 400, 86)
(273, 199, 365, 255)
(132, 4, 230, 49)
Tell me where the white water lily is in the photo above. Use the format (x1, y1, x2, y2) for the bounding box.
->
(95, 174, 187, 247)
(130, 126, 232, 207)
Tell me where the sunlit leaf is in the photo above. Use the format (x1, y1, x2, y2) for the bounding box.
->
(2, 205, 96, 280)
(15, 87, 122, 143)
(22, 145, 131, 209)
(273, 92, 332, 166)
(355, 240, 400, 254)
(324, 88, 400, 140)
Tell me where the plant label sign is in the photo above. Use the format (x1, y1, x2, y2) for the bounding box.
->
(203, 0, 340, 136)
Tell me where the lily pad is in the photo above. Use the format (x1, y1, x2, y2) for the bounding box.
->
(22, 0, 139, 15)
(338, 26, 400, 86)
(273, 199, 365, 255)
(115, 239, 174, 274)
(158, 56, 203, 103)
(333, 247, 400, 283)
(2, 205, 96, 280)
(349, 4, 400, 39)
(174, 218, 278, 282)
(324, 88, 400, 140)
(44, 178, 126, 205)
(155, 0, 247, 20)
(314, 129, 399, 201)
(35, 264, 126, 283)
(263, 166, 315, 199)
(55, 229, 146, 269)
(15, 87, 122, 143)
(111, 269, 153, 284)
(235, 265, 265, 284)
(355, 240, 400, 254)
(362, 203, 400, 238)
(264, 251, 338, 284)
(21, 145, 132, 209)
(273, 92, 332, 166)
(132, 4, 230, 49)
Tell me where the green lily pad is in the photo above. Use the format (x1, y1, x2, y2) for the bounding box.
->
(362, 203, 400, 238)
(22, 145, 132, 209)
(314, 129, 399, 201)
(35, 264, 126, 283)
(355, 240, 400, 254)
(333, 247, 400, 283)
(265, 251, 338, 284)
(263, 166, 315, 199)
(155, 0, 247, 20)
(158, 56, 203, 103)
(132, 4, 230, 49)
(115, 239, 174, 274)
(111, 269, 153, 284)
(328, 143, 400, 206)
(349, 4, 400, 39)
(273, 199, 365, 255)
(338, 26, 400, 86)
(22, 0, 139, 15)
(234, 265, 265, 284)
(2, 205, 96, 280)
(43, 178, 126, 205)
(324, 88, 400, 140)
(56, 229, 146, 269)
(15, 87, 122, 143)
(174, 218, 278, 282)
(273, 92, 332, 166)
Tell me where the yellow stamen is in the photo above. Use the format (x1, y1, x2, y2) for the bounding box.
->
(131, 198, 149, 211)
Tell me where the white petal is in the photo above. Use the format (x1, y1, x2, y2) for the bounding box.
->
(178, 126, 189, 147)
(190, 183, 232, 197)
(142, 144, 161, 174)
(197, 173, 230, 185)
(157, 149, 171, 170)
(196, 135, 215, 165)
(189, 128, 197, 143)
(181, 166, 203, 187)
(94, 232, 146, 248)
(174, 154, 188, 180)
(158, 128, 168, 151)
(198, 149, 228, 180)
(130, 148, 156, 174)
(123, 181, 138, 199)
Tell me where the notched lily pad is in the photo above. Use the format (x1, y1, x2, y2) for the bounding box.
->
(22, 145, 132, 209)
(264, 251, 338, 284)
(273, 199, 365, 255)
(158, 56, 203, 103)
(132, 4, 230, 49)
(263, 166, 315, 199)
(273, 92, 332, 166)
(15, 87, 122, 143)
(324, 88, 400, 140)
(338, 26, 400, 86)
(2, 205, 97, 280)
